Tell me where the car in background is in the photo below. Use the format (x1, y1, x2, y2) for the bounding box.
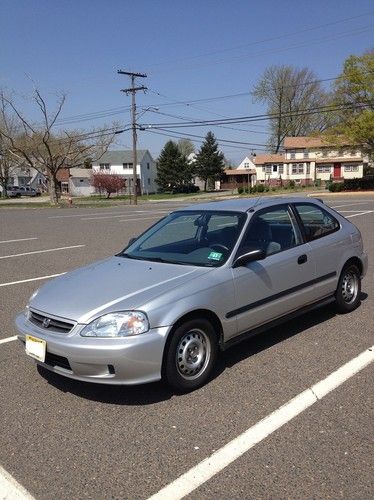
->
(17, 186, 41, 197)
(15, 197, 368, 392)
(5, 186, 21, 198)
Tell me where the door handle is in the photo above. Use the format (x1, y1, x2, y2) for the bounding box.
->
(298, 254, 307, 265)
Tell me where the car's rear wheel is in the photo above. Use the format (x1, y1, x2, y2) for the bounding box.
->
(164, 318, 218, 392)
(335, 264, 361, 313)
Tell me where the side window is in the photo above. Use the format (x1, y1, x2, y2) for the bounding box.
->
(239, 206, 300, 257)
(294, 204, 339, 241)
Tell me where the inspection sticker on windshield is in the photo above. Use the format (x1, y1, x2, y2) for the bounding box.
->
(25, 335, 46, 362)
(208, 251, 223, 261)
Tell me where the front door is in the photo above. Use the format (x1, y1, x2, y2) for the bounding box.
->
(229, 204, 317, 338)
(333, 163, 341, 178)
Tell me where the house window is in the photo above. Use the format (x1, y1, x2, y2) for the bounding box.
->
(292, 163, 304, 175)
(316, 165, 332, 173)
(279, 165, 284, 174)
(123, 163, 133, 169)
(100, 163, 110, 171)
(344, 165, 359, 172)
(303, 150, 309, 159)
(306, 164, 310, 175)
(147, 163, 150, 170)
(288, 150, 296, 159)
(272, 165, 278, 173)
(61, 182, 69, 194)
(148, 178, 151, 185)
(264, 165, 272, 174)
(244, 162, 250, 168)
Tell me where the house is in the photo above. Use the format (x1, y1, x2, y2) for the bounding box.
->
(220, 155, 257, 190)
(254, 137, 367, 186)
(6, 166, 47, 191)
(92, 149, 157, 194)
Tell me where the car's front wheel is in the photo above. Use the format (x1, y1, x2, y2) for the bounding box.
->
(164, 318, 218, 392)
(335, 264, 361, 313)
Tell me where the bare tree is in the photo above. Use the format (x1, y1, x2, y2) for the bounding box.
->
(0, 89, 117, 204)
(251, 66, 333, 152)
(0, 96, 23, 197)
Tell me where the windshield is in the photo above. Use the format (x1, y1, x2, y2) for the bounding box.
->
(120, 210, 246, 267)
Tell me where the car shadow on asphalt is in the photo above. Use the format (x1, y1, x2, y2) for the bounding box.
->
(38, 293, 368, 405)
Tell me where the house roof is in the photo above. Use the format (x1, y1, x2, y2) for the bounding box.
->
(224, 169, 256, 175)
(283, 136, 353, 149)
(94, 150, 150, 165)
(70, 168, 92, 178)
(253, 154, 284, 165)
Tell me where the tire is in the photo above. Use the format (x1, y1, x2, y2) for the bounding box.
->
(164, 318, 218, 392)
(335, 264, 361, 313)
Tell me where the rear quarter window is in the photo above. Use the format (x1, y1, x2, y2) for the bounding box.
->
(293, 203, 340, 241)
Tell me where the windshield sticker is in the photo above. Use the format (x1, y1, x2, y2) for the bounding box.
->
(208, 251, 223, 261)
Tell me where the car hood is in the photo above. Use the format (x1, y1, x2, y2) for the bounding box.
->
(29, 256, 212, 323)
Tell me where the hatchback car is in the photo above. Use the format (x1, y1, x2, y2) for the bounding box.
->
(16, 197, 368, 392)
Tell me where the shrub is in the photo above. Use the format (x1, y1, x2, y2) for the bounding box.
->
(329, 182, 344, 192)
(271, 187, 276, 191)
(238, 186, 244, 194)
(289, 180, 296, 189)
(257, 184, 265, 193)
(250, 185, 257, 194)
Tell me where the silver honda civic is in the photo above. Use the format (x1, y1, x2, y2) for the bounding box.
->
(16, 197, 368, 392)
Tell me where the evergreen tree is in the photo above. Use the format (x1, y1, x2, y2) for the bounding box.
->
(156, 140, 190, 191)
(194, 132, 225, 191)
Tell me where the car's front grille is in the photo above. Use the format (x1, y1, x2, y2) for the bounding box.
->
(29, 310, 74, 334)
(44, 352, 72, 371)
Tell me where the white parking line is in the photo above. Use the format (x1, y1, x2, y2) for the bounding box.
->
(82, 212, 169, 221)
(0, 237, 38, 244)
(331, 202, 374, 209)
(345, 211, 373, 218)
(0, 464, 35, 499)
(117, 216, 166, 223)
(48, 211, 126, 219)
(0, 336, 17, 345)
(0, 245, 85, 260)
(148, 346, 374, 500)
(0, 273, 65, 288)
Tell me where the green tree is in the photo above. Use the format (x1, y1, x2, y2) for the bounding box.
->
(156, 141, 191, 191)
(252, 65, 332, 152)
(330, 50, 374, 159)
(194, 132, 225, 191)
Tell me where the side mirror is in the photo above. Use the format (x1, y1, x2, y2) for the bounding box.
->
(233, 249, 266, 268)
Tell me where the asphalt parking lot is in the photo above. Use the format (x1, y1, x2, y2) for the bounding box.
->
(0, 195, 373, 500)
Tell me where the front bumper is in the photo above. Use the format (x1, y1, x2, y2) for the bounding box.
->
(16, 312, 171, 385)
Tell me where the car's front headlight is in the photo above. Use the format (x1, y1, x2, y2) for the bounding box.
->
(80, 311, 149, 338)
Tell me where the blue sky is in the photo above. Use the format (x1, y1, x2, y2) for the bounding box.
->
(1, 0, 373, 163)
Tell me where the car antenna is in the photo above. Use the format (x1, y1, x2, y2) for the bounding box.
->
(248, 196, 262, 212)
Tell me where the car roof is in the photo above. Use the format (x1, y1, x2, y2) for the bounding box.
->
(179, 196, 324, 213)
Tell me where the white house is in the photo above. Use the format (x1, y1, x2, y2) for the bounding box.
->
(92, 149, 157, 194)
(254, 136, 367, 186)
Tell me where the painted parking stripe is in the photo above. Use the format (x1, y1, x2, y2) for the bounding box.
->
(0, 336, 18, 345)
(331, 202, 374, 208)
(117, 216, 166, 223)
(0, 245, 85, 260)
(148, 346, 374, 500)
(0, 464, 35, 499)
(82, 211, 169, 221)
(345, 211, 373, 218)
(0, 237, 38, 244)
(0, 273, 65, 288)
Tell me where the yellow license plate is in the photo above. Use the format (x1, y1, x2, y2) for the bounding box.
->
(25, 335, 46, 362)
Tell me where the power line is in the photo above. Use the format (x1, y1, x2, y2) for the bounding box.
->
(142, 101, 373, 129)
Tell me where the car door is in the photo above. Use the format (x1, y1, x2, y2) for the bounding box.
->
(228, 204, 318, 338)
(292, 202, 342, 299)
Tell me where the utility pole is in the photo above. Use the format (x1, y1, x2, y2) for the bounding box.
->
(118, 70, 147, 205)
